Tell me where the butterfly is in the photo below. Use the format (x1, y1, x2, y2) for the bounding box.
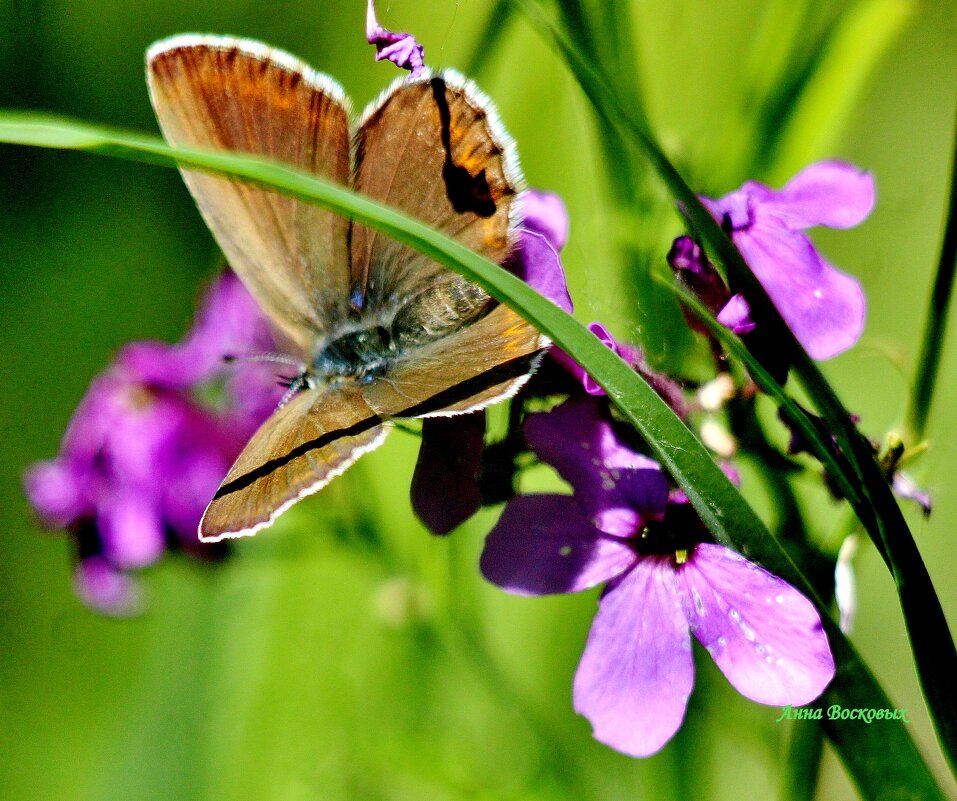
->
(146, 35, 547, 542)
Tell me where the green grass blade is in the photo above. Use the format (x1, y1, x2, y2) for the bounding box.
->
(907, 97, 957, 443)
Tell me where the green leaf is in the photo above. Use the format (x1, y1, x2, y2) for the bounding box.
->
(0, 107, 947, 799)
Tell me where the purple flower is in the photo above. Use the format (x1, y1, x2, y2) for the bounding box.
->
(24, 272, 282, 614)
(509, 189, 574, 312)
(480, 396, 835, 757)
(411, 190, 572, 535)
(701, 161, 873, 360)
(366, 0, 426, 77)
(667, 235, 734, 336)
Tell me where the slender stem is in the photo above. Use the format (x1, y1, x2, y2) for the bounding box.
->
(780, 722, 825, 801)
(906, 96, 957, 442)
(464, 0, 513, 77)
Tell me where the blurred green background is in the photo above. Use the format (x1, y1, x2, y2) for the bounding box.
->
(1, 1, 956, 799)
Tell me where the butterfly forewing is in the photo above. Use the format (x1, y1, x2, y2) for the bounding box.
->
(351, 72, 524, 338)
(200, 387, 389, 541)
(147, 36, 352, 350)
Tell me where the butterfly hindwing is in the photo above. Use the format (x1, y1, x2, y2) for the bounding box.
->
(200, 387, 389, 542)
(360, 304, 547, 418)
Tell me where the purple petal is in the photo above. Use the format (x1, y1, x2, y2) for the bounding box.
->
(411, 414, 485, 535)
(525, 396, 668, 536)
(515, 228, 574, 313)
(521, 190, 569, 250)
(97, 489, 166, 569)
(716, 294, 756, 335)
(161, 446, 233, 540)
(550, 322, 616, 394)
(74, 557, 144, 617)
(573, 557, 695, 757)
(677, 543, 835, 705)
(366, 0, 426, 76)
(734, 224, 865, 360)
(24, 459, 89, 528)
(480, 495, 635, 595)
(892, 472, 933, 517)
(771, 161, 876, 230)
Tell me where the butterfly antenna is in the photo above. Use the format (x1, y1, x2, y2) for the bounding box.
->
(223, 352, 303, 367)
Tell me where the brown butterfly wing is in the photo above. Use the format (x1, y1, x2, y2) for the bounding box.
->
(360, 304, 547, 418)
(147, 35, 352, 350)
(200, 387, 388, 542)
(352, 72, 523, 335)
(350, 70, 545, 412)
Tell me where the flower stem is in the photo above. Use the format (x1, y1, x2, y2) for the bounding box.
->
(906, 97, 957, 443)
(779, 722, 824, 801)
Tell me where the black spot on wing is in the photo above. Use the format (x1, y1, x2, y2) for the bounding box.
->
(431, 77, 496, 218)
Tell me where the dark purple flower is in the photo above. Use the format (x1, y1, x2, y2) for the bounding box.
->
(410, 414, 486, 536)
(481, 396, 835, 757)
(411, 190, 572, 535)
(667, 235, 734, 336)
(24, 272, 283, 614)
(701, 161, 873, 360)
(366, 0, 426, 77)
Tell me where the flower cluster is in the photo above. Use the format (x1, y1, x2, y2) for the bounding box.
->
(24, 272, 282, 614)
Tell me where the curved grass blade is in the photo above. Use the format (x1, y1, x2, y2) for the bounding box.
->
(0, 110, 947, 800)
(907, 95, 957, 443)
(507, 1, 957, 777)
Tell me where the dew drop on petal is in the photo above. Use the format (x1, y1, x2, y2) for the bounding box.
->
(559, 544, 572, 557)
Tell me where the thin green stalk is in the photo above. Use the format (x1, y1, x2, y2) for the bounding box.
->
(464, 0, 514, 77)
(780, 722, 825, 801)
(906, 96, 957, 442)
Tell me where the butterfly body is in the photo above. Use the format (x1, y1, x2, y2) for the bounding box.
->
(146, 35, 544, 541)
